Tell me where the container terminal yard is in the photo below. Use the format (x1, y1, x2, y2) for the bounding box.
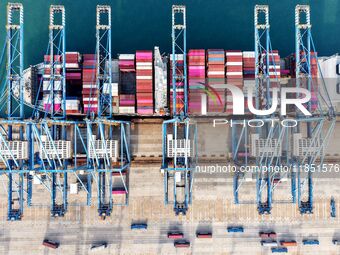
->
(0, 2, 340, 254)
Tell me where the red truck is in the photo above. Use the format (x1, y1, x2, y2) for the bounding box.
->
(42, 239, 59, 249)
(259, 231, 277, 239)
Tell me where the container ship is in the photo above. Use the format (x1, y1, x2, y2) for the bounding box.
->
(10, 49, 340, 119)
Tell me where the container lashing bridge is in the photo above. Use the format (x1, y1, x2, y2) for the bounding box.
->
(161, 5, 198, 216)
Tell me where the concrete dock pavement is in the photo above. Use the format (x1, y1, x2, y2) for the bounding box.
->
(0, 165, 339, 254)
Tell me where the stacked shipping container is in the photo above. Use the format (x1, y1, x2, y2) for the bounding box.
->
(65, 52, 81, 114)
(188, 49, 206, 114)
(243, 51, 256, 79)
(42, 55, 62, 113)
(290, 51, 318, 78)
(207, 49, 225, 113)
(36, 49, 316, 117)
(226, 50, 243, 114)
(170, 54, 185, 114)
(82, 54, 97, 114)
(105, 59, 119, 113)
(112, 60, 120, 114)
(119, 54, 136, 114)
(65, 52, 80, 69)
(136, 51, 153, 115)
(243, 51, 256, 114)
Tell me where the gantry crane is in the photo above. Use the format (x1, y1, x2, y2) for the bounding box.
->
(161, 5, 197, 216)
(86, 5, 130, 218)
(294, 5, 335, 214)
(25, 5, 91, 218)
(233, 5, 291, 214)
(253, 5, 296, 214)
(233, 5, 335, 215)
(40, 5, 69, 217)
(0, 3, 26, 221)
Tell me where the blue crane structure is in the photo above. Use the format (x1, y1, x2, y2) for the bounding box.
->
(233, 5, 294, 214)
(1, 3, 25, 221)
(161, 5, 198, 216)
(294, 5, 335, 214)
(26, 6, 91, 217)
(232, 5, 335, 215)
(86, 5, 131, 218)
(0, 2, 335, 220)
(45, 5, 68, 217)
(253, 5, 285, 214)
(0, 3, 130, 220)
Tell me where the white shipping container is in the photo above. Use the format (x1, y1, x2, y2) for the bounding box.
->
(226, 52, 243, 56)
(83, 97, 98, 102)
(226, 71, 243, 76)
(261, 241, 278, 247)
(70, 183, 78, 194)
(242, 51, 255, 58)
(119, 107, 135, 114)
(136, 65, 153, 70)
(264, 65, 280, 69)
(136, 76, 153, 80)
(65, 63, 79, 68)
(226, 62, 243, 66)
(201, 94, 207, 115)
(66, 100, 79, 110)
(208, 71, 225, 75)
(175, 172, 181, 183)
(136, 62, 152, 67)
(66, 51, 80, 55)
(82, 83, 97, 87)
(119, 54, 135, 60)
(170, 88, 184, 93)
(170, 54, 184, 61)
(66, 99, 80, 104)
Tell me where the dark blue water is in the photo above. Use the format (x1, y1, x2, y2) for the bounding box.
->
(0, 0, 339, 69)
